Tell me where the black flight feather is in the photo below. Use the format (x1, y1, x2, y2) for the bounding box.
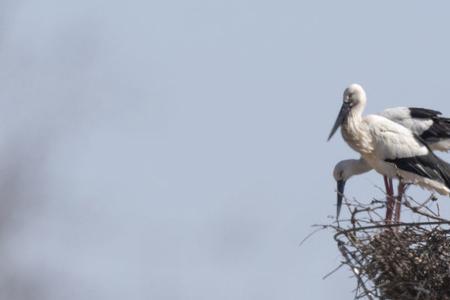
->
(409, 107, 442, 119)
(406, 107, 450, 142)
(420, 117, 450, 142)
(386, 152, 450, 189)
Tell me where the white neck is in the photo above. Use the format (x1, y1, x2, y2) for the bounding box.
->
(346, 158, 372, 179)
(349, 96, 367, 121)
(341, 98, 372, 154)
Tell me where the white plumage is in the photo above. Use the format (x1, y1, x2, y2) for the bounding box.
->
(329, 83, 450, 194)
(334, 106, 450, 183)
(333, 158, 371, 184)
(329, 84, 450, 221)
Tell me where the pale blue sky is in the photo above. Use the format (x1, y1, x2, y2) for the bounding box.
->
(0, 0, 449, 299)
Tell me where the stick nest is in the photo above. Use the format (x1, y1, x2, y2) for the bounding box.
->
(332, 194, 450, 299)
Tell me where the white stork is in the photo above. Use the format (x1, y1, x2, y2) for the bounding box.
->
(328, 84, 450, 223)
(333, 106, 450, 221)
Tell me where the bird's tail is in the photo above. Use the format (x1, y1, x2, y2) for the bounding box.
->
(431, 153, 450, 190)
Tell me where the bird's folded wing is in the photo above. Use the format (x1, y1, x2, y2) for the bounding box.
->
(365, 114, 429, 160)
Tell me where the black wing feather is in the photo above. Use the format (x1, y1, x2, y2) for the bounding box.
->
(407, 107, 450, 142)
(409, 107, 442, 119)
(386, 153, 450, 189)
(420, 118, 450, 141)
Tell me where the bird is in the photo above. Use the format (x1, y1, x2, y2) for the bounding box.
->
(328, 84, 450, 223)
(333, 106, 450, 221)
(333, 157, 407, 223)
(333, 158, 371, 220)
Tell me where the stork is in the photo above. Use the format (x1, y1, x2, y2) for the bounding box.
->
(328, 84, 450, 223)
(333, 158, 412, 223)
(333, 106, 450, 221)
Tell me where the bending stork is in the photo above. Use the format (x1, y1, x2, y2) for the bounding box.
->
(333, 106, 450, 221)
(333, 158, 407, 223)
(328, 84, 450, 223)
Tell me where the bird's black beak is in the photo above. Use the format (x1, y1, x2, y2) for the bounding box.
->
(328, 101, 351, 141)
(336, 179, 346, 219)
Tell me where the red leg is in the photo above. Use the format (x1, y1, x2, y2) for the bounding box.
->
(389, 178, 394, 223)
(394, 182, 405, 223)
(384, 176, 394, 224)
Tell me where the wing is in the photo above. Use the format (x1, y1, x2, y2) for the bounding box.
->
(385, 153, 450, 189)
(408, 107, 442, 119)
(365, 114, 450, 188)
(406, 108, 450, 142)
(419, 117, 450, 142)
(364, 114, 429, 160)
(380, 107, 450, 143)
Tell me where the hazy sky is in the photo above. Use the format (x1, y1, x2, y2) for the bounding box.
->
(0, 0, 450, 299)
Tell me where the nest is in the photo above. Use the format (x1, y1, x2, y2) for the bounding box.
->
(332, 193, 450, 299)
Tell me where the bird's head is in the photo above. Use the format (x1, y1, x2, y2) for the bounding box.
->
(343, 83, 367, 109)
(333, 160, 354, 182)
(328, 83, 367, 141)
(333, 160, 351, 220)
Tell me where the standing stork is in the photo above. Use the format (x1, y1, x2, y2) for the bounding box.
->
(333, 106, 450, 221)
(328, 84, 450, 223)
